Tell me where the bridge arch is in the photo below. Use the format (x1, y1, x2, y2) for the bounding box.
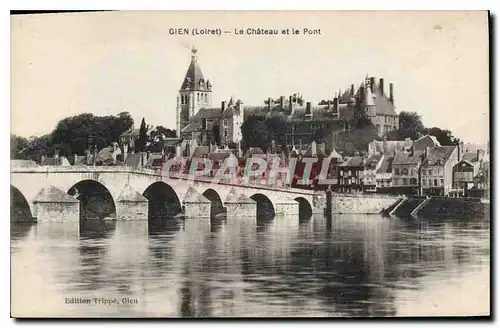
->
(68, 179, 116, 220)
(295, 197, 313, 220)
(202, 188, 226, 219)
(11, 185, 34, 222)
(250, 193, 275, 219)
(143, 181, 182, 220)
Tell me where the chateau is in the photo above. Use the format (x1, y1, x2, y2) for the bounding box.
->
(176, 48, 399, 154)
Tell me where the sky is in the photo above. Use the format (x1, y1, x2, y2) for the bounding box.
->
(11, 11, 489, 144)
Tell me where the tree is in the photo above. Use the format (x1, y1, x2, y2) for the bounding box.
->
(397, 111, 426, 140)
(264, 115, 288, 147)
(16, 112, 134, 162)
(135, 118, 148, 152)
(241, 115, 271, 152)
(312, 126, 331, 143)
(211, 123, 221, 146)
(10, 134, 28, 159)
(156, 126, 177, 138)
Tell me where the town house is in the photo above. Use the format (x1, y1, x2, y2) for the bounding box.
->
(421, 146, 458, 196)
(391, 150, 424, 195)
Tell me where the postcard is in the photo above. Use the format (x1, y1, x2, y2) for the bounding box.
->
(10, 10, 490, 318)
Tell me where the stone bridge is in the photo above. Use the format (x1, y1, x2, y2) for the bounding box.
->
(10, 166, 327, 223)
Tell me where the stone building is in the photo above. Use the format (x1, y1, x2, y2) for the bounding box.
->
(420, 146, 459, 196)
(453, 149, 485, 197)
(176, 48, 399, 153)
(391, 150, 424, 195)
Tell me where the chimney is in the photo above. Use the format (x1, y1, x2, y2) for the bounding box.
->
(351, 84, 355, 96)
(379, 78, 384, 95)
(458, 141, 464, 162)
(175, 144, 181, 158)
(425, 146, 430, 160)
(40, 155, 45, 165)
(359, 85, 365, 102)
(280, 96, 285, 109)
(54, 149, 59, 160)
(74, 153, 78, 166)
(221, 101, 226, 112)
(306, 101, 311, 114)
(311, 141, 317, 157)
(333, 96, 338, 112)
(389, 83, 394, 104)
(370, 77, 375, 91)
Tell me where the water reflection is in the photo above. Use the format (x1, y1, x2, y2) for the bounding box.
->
(10, 214, 490, 317)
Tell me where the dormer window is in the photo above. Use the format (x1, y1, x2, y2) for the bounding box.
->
(199, 78, 205, 86)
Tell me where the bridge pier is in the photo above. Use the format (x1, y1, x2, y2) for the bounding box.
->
(183, 187, 211, 219)
(115, 184, 149, 220)
(33, 186, 80, 222)
(225, 192, 257, 218)
(312, 191, 327, 214)
(274, 201, 299, 216)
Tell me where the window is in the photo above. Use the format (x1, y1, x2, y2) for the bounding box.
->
(206, 118, 213, 123)
(403, 178, 408, 185)
(393, 178, 399, 186)
(348, 170, 352, 176)
(440, 178, 444, 186)
(434, 179, 438, 186)
(410, 178, 417, 185)
(423, 179, 427, 186)
(223, 130, 228, 137)
(223, 119, 228, 127)
(197, 93, 200, 102)
(402, 168, 408, 175)
(394, 168, 400, 175)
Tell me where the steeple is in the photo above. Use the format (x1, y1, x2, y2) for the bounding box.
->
(180, 47, 209, 92)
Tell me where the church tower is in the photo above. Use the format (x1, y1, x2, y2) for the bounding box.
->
(176, 48, 212, 137)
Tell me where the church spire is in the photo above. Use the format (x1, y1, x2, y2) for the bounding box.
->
(180, 47, 208, 92)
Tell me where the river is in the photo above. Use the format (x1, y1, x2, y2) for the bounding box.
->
(10, 214, 490, 318)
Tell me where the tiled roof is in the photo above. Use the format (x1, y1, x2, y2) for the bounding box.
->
(302, 142, 326, 157)
(376, 155, 394, 174)
(34, 186, 79, 203)
(193, 107, 223, 119)
(192, 146, 210, 158)
(413, 135, 441, 151)
(181, 121, 202, 133)
(369, 140, 411, 154)
(424, 146, 456, 166)
(462, 152, 480, 163)
(245, 147, 265, 157)
(327, 148, 343, 161)
(208, 151, 237, 162)
(364, 154, 382, 169)
(392, 151, 424, 165)
(340, 156, 364, 167)
(124, 153, 142, 168)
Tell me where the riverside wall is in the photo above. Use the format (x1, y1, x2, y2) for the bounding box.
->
(330, 193, 400, 214)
